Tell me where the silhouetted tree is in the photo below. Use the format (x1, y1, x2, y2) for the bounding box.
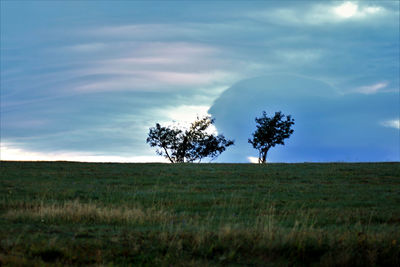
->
(147, 116, 234, 163)
(248, 111, 294, 163)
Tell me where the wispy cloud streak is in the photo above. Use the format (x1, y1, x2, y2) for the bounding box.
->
(381, 120, 400, 130)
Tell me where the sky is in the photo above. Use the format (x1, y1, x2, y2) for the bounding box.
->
(1, 1, 399, 163)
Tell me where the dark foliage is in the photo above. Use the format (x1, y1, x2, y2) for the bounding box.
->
(249, 111, 294, 163)
(147, 116, 234, 163)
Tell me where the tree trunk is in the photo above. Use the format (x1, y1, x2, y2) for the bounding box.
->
(262, 152, 267, 163)
(163, 147, 174, 163)
(177, 136, 188, 163)
(260, 148, 269, 164)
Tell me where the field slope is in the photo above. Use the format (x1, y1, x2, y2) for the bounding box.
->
(1, 161, 399, 266)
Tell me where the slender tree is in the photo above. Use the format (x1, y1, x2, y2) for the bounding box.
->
(147, 116, 234, 163)
(248, 111, 294, 163)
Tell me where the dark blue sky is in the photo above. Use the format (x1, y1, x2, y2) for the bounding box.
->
(1, 1, 399, 162)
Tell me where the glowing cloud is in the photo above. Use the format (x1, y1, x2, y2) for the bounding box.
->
(333, 2, 382, 19)
(334, 2, 358, 18)
(164, 105, 211, 122)
(247, 156, 259, 164)
(248, 1, 385, 25)
(0, 143, 168, 162)
(155, 105, 218, 135)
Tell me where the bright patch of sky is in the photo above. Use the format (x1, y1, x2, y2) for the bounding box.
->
(334, 2, 359, 18)
(247, 157, 259, 164)
(1, 1, 399, 162)
(333, 2, 382, 19)
(1, 143, 167, 163)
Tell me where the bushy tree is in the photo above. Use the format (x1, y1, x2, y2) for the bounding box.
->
(248, 111, 294, 163)
(147, 116, 234, 163)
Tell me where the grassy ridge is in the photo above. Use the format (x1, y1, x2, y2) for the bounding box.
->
(1, 161, 399, 266)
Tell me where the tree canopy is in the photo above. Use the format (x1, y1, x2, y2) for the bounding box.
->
(147, 116, 234, 163)
(248, 111, 294, 163)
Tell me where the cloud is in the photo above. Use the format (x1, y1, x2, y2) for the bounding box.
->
(1, 1, 398, 162)
(66, 43, 108, 52)
(86, 24, 200, 39)
(64, 41, 219, 58)
(95, 72, 229, 92)
(162, 105, 211, 123)
(83, 22, 257, 43)
(3, 119, 49, 128)
(333, 2, 382, 19)
(274, 49, 322, 64)
(355, 82, 388, 94)
(60, 41, 240, 93)
(333, 2, 359, 18)
(153, 104, 218, 134)
(209, 75, 399, 162)
(381, 119, 400, 130)
(247, 1, 387, 26)
(72, 71, 233, 93)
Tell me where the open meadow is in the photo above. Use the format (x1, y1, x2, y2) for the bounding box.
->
(0, 161, 399, 266)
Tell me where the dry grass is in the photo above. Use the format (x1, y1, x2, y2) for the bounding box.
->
(4, 200, 173, 225)
(2, 199, 399, 266)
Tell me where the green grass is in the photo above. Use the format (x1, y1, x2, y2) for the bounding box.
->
(1, 161, 399, 266)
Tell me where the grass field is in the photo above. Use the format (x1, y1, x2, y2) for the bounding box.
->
(0, 161, 399, 266)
